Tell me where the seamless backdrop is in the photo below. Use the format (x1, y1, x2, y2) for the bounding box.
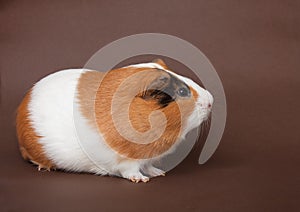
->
(0, 1, 299, 211)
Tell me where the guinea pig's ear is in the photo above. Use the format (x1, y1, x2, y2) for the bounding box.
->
(152, 58, 168, 70)
(140, 72, 175, 107)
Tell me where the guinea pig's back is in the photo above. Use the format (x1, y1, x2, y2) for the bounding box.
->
(16, 69, 95, 171)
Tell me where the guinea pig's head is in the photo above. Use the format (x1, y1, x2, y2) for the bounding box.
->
(127, 59, 213, 135)
(94, 59, 213, 159)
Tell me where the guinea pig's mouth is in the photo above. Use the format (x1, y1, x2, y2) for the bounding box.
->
(196, 103, 212, 119)
(203, 109, 212, 121)
(199, 113, 212, 140)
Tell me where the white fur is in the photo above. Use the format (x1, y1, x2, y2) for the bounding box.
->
(28, 63, 213, 182)
(29, 69, 103, 173)
(29, 69, 149, 180)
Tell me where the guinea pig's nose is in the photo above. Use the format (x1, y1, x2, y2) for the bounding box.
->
(199, 102, 212, 109)
(205, 90, 213, 109)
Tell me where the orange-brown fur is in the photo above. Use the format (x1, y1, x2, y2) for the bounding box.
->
(16, 90, 54, 169)
(152, 59, 168, 70)
(77, 71, 105, 127)
(77, 67, 198, 159)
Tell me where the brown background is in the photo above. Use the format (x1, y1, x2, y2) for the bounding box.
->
(1, 0, 299, 211)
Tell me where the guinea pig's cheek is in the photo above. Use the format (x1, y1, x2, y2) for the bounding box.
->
(197, 106, 204, 121)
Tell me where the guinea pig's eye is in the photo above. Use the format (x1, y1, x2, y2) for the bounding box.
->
(177, 87, 190, 97)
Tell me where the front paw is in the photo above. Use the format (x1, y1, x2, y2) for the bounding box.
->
(122, 171, 150, 183)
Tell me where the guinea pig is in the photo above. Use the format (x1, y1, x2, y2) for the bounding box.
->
(16, 59, 213, 183)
